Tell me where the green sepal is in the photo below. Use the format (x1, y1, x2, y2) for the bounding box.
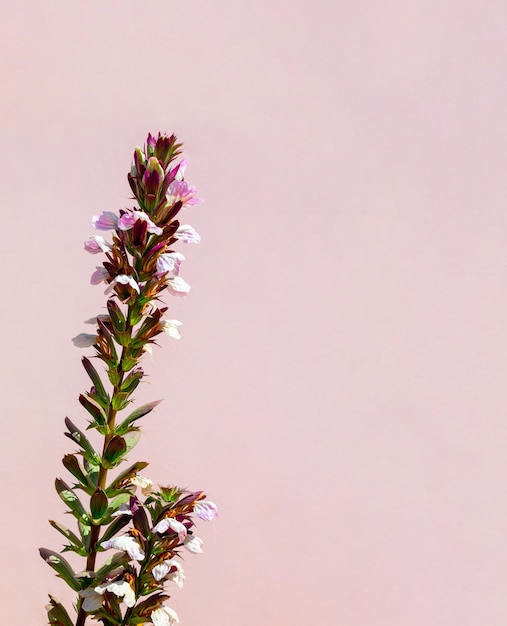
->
(115, 400, 161, 435)
(111, 392, 131, 412)
(84, 458, 100, 487)
(102, 435, 127, 468)
(79, 393, 107, 427)
(46, 595, 75, 626)
(106, 460, 149, 497)
(115, 331, 132, 347)
(121, 355, 138, 372)
(108, 368, 122, 387)
(107, 299, 127, 333)
(82, 357, 109, 405)
(39, 549, 81, 591)
(120, 368, 143, 395)
(124, 430, 141, 453)
(55, 478, 89, 523)
(49, 520, 87, 556)
(62, 454, 94, 493)
(133, 505, 151, 537)
(97, 317, 118, 362)
(64, 418, 101, 465)
(90, 489, 109, 523)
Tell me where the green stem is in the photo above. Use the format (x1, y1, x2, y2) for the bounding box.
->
(76, 313, 134, 626)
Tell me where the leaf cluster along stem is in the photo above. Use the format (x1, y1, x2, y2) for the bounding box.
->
(76, 325, 132, 626)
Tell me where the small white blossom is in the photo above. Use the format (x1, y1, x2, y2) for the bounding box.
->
(150, 606, 180, 626)
(153, 517, 187, 542)
(101, 535, 145, 561)
(131, 474, 155, 496)
(95, 580, 136, 608)
(161, 320, 183, 340)
(105, 274, 140, 295)
(152, 559, 185, 587)
(184, 535, 204, 554)
(166, 276, 191, 297)
(175, 224, 201, 244)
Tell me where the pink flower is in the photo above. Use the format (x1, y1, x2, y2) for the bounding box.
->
(91, 267, 109, 285)
(167, 180, 201, 208)
(166, 276, 191, 297)
(153, 517, 187, 542)
(91, 211, 118, 231)
(194, 500, 218, 521)
(156, 252, 185, 276)
(84, 236, 112, 254)
(175, 224, 201, 244)
(105, 274, 140, 295)
(118, 210, 163, 236)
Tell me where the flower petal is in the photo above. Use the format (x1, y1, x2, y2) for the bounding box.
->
(194, 500, 218, 521)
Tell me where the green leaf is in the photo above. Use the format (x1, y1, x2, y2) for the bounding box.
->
(49, 520, 87, 555)
(62, 454, 94, 493)
(94, 551, 129, 581)
(115, 400, 161, 435)
(64, 418, 101, 464)
(79, 393, 107, 427)
(46, 595, 75, 626)
(55, 479, 89, 523)
(78, 520, 92, 550)
(39, 549, 81, 591)
(82, 357, 109, 404)
(124, 430, 142, 453)
(120, 368, 144, 394)
(103, 435, 127, 468)
(90, 489, 109, 522)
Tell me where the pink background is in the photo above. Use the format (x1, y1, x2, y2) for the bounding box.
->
(1, 1, 507, 624)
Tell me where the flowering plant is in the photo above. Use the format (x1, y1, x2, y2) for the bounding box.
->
(40, 133, 217, 626)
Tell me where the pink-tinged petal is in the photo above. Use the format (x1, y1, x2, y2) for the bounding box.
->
(104, 274, 140, 295)
(91, 267, 109, 285)
(194, 500, 218, 521)
(161, 320, 182, 340)
(167, 180, 201, 207)
(100, 535, 145, 561)
(184, 535, 204, 554)
(174, 159, 188, 181)
(84, 236, 111, 254)
(153, 517, 187, 542)
(166, 276, 191, 297)
(118, 210, 163, 236)
(152, 559, 185, 586)
(156, 252, 185, 276)
(91, 211, 118, 231)
(72, 333, 98, 348)
(175, 224, 201, 244)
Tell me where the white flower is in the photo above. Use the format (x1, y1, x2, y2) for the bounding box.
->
(153, 517, 187, 542)
(131, 474, 155, 496)
(184, 535, 204, 554)
(150, 606, 179, 626)
(95, 580, 136, 608)
(100, 535, 145, 561)
(78, 587, 103, 612)
(175, 224, 201, 244)
(194, 500, 218, 521)
(72, 333, 98, 348)
(161, 320, 183, 340)
(166, 276, 191, 297)
(152, 559, 185, 588)
(105, 274, 140, 295)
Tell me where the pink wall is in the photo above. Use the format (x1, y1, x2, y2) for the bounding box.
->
(1, 1, 507, 624)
